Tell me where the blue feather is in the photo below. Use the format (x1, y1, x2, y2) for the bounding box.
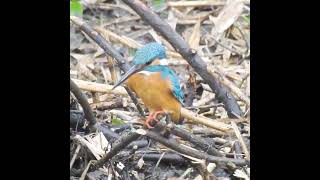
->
(144, 65, 184, 105)
(133, 42, 166, 65)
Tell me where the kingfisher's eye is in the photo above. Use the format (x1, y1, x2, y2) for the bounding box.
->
(146, 61, 152, 65)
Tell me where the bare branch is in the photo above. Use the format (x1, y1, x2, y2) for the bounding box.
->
(70, 79, 97, 130)
(145, 130, 247, 166)
(155, 122, 223, 156)
(92, 131, 141, 170)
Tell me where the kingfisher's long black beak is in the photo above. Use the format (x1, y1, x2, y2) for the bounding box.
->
(112, 64, 144, 90)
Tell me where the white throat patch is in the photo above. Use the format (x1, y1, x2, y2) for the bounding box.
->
(160, 58, 168, 65)
(138, 71, 155, 76)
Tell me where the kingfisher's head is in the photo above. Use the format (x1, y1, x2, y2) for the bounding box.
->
(113, 42, 168, 89)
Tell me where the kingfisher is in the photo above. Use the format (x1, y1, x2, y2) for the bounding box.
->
(113, 42, 184, 128)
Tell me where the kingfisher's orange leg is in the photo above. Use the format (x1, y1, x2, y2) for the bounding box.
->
(145, 110, 166, 129)
(145, 112, 155, 129)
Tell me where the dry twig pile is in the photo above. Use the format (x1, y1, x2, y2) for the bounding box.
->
(70, 0, 250, 179)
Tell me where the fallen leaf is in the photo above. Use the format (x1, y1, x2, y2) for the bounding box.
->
(188, 20, 201, 50)
(137, 158, 144, 169)
(212, 0, 244, 37)
(111, 118, 125, 125)
(167, 11, 178, 30)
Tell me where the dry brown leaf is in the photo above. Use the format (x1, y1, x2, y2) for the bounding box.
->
(137, 158, 144, 169)
(167, 0, 225, 7)
(77, 63, 97, 81)
(212, 0, 244, 34)
(188, 20, 201, 50)
(70, 53, 92, 65)
(167, 11, 178, 30)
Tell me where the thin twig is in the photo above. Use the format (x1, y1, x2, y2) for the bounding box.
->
(233, 141, 243, 159)
(70, 144, 82, 170)
(80, 160, 96, 180)
(92, 131, 141, 170)
(181, 107, 231, 132)
(207, 66, 250, 106)
(210, 36, 245, 56)
(151, 152, 165, 176)
(135, 152, 187, 164)
(145, 130, 247, 166)
(71, 78, 127, 96)
(234, 23, 250, 54)
(155, 122, 223, 156)
(231, 121, 250, 161)
(70, 79, 97, 131)
(167, 0, 225, 7)
(94, 27, 183, 59)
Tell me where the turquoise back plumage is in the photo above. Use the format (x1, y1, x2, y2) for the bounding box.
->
(144, 65, 184, 105)
(133, 42, 166, 65)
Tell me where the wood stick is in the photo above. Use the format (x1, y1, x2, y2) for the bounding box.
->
(191, 126, 226, 136)
(90, 100, 123, 111)
(231, 121, 250, 161)
(167, 0, 225, 7)
(135, 153, 187, 164)
(181, 107, 231, 132)
(216, 117, 248, 124)
(145, 130, 247, 166)
(88, 94, 113, 104)
(177, 19, 214, 25)
(70, 144, 82, 170)
(208, 66, 250, 106)
(192, 91, 215, 107)
(70, 79, 97, 130)
(92, 131, 142, 170)
(80, 160, 96, 180)
(121, 0, 242, 118)
(159, 123, 223, 156)
(233, 141, 243, 159)
(71, 78, 128, 96)
(95, 27, 182, 59)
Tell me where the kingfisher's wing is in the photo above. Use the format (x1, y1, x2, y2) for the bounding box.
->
(167, 69, 184, 106)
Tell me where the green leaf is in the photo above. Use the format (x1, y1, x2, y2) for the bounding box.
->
(242, 15, 250, 25)
(70, 0, 83, 17)
(151, 0, 166, 12)
(112, 118, 125, 126)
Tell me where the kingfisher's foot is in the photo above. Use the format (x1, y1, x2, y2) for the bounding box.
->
(145, 112, 156, 129)
(145, 111, 166, 129)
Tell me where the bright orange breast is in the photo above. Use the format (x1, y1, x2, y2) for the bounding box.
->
(127, 72, 181, 123)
